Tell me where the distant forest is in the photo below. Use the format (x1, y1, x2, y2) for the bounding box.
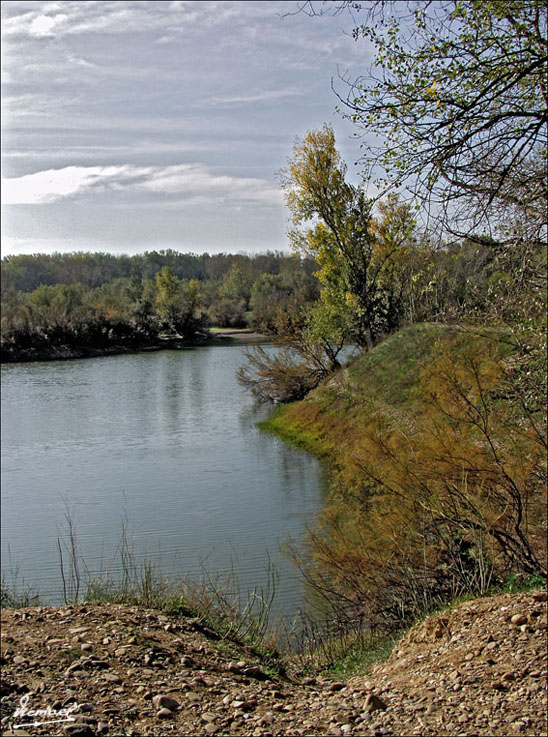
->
(0, 234, 520, 365)
(0, 249, 321, 361)
(0, 249, 318, 294)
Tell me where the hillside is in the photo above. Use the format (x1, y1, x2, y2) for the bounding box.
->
(1, 590, 546, 736)
(261, 323, 546, 633)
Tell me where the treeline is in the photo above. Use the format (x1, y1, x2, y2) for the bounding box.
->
(0, 249, 317, 296)
(0, 231, 523, 366)
(0, 250, 322, 361)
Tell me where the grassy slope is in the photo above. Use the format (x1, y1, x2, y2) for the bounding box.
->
(260, 322, 515, 483)
(258, 322, 540, 674)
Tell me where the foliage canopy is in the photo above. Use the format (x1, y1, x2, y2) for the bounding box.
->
(318, 0, 548, 240)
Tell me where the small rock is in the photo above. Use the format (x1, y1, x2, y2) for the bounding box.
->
(80, 643, 92, 652)
(65, 669, 89, 678)
(157, 707, 174, 719)
(102, 673, 121, 684)
(63, 725, 95, 737)
(228, 660, 246, 674)
(96, 723, 109, 735)
(201, 713, 217, 723)
(329, 681, 346, 692)
(511, 614, 527, 626)
(204, 725, 219, 735)
(364, 693, 387, 712)
(243, 665, 265, 678)
(231, 700, 255, 711)
(531, 591, 547, 602)
(76, 716, 97, 725)
(12, 656, 25, 665)
(152, 694, 180, 711)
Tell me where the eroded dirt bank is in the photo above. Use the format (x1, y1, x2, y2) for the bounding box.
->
(1, 590, 546, 736)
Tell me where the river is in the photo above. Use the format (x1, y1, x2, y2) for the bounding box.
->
(1, 345, 329, 619)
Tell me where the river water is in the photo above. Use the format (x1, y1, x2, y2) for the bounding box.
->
(1, 346, 329, 619)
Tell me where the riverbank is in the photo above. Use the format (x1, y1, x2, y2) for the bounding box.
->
(0, 329, 269, 363)
(207, 328, 269, 344)
(1, 589, 546, 736)
(260, 323, 547, 635)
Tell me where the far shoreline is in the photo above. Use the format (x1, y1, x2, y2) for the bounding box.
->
(0, 328, 270, 364)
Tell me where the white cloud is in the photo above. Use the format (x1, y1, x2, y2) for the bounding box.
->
(209, 87, 304, 107)
(2, 163, 282, 207)
(2, 165, 130, 204)
(28, 13, 64, 37)
(1, 0, 223, 39)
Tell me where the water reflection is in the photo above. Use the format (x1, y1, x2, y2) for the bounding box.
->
(1, 347, 329, 617)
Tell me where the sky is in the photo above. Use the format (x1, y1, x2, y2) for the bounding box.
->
(1, 0, 372, 257)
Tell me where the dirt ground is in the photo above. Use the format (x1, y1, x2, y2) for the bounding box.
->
(1, 590, 546, 736)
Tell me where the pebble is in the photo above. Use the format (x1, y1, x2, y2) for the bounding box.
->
(102, 673, 122, 683)
(364, 694, 388, 712)
(152, 694, 180, 711)
(511, 614, 527, 626)
(232, 700, 256, 711)
(1, 590, 546, 737)
(157, 707, 174, 719)
(63, 724, 95, 737)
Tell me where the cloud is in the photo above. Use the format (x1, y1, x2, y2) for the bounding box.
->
(2, 163, 282, 207)
(1, 1, 224, 39)
(2, 165, 130, 204)
(209, 87, 303, 107)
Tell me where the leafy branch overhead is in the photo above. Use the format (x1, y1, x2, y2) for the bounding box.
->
(324, 0, 547, 239)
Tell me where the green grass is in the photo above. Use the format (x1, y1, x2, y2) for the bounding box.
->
(326, 632, 402, 678)
(260, 323, 516, 465)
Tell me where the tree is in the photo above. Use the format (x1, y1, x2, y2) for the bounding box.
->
(155, 266, 181, 328)
(239, 127, 423, 403)
(281, 125, 418, 349)
(327, 0, 547, 240)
